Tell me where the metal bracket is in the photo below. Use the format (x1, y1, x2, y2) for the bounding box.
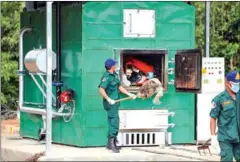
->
(17, 70, 25, 75)
(168, 68, 175, 75)
(155, 123, 175, 128)
(168, 79, 175, 85)
(52, 81, 64, 87)
(29, 73, 56, 101)
(156, 112, 175, 117)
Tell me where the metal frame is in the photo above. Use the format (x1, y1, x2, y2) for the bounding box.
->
(113, 48, 168, 93)
(18, 2, 54, 156)
(46, 2, 53, 156)
(205, 2, 210, 58)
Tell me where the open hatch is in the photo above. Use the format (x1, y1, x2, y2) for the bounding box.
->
(117, 49, 168, 93)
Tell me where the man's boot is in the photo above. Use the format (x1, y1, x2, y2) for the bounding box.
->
(114, 138, 121, 150)
(107, 138, 119, 153)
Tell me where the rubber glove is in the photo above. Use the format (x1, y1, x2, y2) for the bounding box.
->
(107, 98, 115, 105)
(211, 135, 220, 155)
(127, 93, 137, 100)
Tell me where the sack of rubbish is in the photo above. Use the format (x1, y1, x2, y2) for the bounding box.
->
(137, 78, 164, 105)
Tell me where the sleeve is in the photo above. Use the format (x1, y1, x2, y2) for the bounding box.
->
(209, 97, 221, 119)
(98, 76, 110, 89)
(117, 78, 121, 87)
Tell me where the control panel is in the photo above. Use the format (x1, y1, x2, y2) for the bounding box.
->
(201, 57, 225, 93)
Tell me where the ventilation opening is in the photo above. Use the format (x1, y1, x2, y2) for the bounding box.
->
(123, 132, 158, 146)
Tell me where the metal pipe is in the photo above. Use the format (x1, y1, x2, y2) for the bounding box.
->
(30, 73, 47, 98)
(46, 1, 53, 156)
(156, 112, 175, 117)
(21, 106, 71, 116)
(56, 2, 62, 109)
(18, 27, 32, 119)
(155, 123, 175, 128)
(205, 2, 210, 57)
(37, 73, 57, 101)
(42, 116, 46, 130)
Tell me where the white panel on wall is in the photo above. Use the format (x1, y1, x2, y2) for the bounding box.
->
(123, 9, 155, 38)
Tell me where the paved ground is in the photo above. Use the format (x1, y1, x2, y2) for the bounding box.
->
(2, 137, 197, 161)
(1, 120, 220, 161)
(1, 136, 222, 161)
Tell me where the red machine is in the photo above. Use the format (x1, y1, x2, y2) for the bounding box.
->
(59, 89, 74, 103)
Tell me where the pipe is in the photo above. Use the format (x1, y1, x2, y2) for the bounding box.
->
(205, 2, 210, 57)
(46, 1, 53, 156)
(30, 73, 47, 98)
(37, 73, 56, 101)
(156, 112, 175, 117)
(21, 106, 71, 116)
(56, 2, 62, 109)
(18, 27, 32, 119)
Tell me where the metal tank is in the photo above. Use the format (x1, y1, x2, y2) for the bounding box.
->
(24, 49, 57, 73)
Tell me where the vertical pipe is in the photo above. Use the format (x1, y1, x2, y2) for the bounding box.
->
(205, 2, 210, 57)
(56, 2, 62, 108)
(19, 27, 32, 119)
(46, 1, 53, 156)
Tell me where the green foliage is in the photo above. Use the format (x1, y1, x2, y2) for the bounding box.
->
(192, 2, 240, 72)
(1, 2, 24, 53)
(1, 2, 24, 108)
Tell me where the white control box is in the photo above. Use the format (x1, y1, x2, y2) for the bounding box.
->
(197, 57, 225, 142)
(201, 57, 225, 93)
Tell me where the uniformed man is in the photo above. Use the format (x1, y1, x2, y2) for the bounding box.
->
(98, 58, 137, 153)
(210, 70, 240, 162)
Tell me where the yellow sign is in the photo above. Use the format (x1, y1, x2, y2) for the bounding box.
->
(217, 79, 222, 84)
(202, 68, 207, 74)
(203, 79, 208, 84)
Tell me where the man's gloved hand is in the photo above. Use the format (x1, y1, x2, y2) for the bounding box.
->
(211, 135, 220, 154)
(107, 98, 115, 105)
(127, 92, 137, 100)
(211, 135, 218, 146)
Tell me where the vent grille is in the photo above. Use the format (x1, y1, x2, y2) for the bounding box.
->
(119, 132, 159, 146)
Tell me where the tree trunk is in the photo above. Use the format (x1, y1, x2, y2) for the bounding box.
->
(230, 56, 234, 70)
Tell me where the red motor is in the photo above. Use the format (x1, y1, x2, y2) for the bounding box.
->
(59, 89, 74, 103)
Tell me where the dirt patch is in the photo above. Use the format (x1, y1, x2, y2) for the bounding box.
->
(1, 119, 20, 136)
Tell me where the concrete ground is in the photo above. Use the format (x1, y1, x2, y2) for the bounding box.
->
(1, 119, 220, 161)
(1, 136, 220, 161)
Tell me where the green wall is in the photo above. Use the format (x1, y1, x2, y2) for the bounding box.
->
(20, 2, 196, 147)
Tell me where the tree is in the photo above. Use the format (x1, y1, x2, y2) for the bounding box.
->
(1, 2, 24, 108)
(192, 2, 240, 72)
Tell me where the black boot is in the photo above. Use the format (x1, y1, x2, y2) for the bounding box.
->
(107, 138, 119, 153)
(114, 138, 121, 150)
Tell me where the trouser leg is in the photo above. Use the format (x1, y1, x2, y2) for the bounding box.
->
(106, 107, 120, 153)
(219, 141, 234, 162)
(108, 116, 119, 138)
(233, 142, 240, 162)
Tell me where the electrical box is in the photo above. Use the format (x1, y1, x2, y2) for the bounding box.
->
(197, 57, 225, 142)
(201, 57, 225, 93)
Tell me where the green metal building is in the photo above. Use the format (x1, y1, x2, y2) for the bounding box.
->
(20, 2, 196, 147)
